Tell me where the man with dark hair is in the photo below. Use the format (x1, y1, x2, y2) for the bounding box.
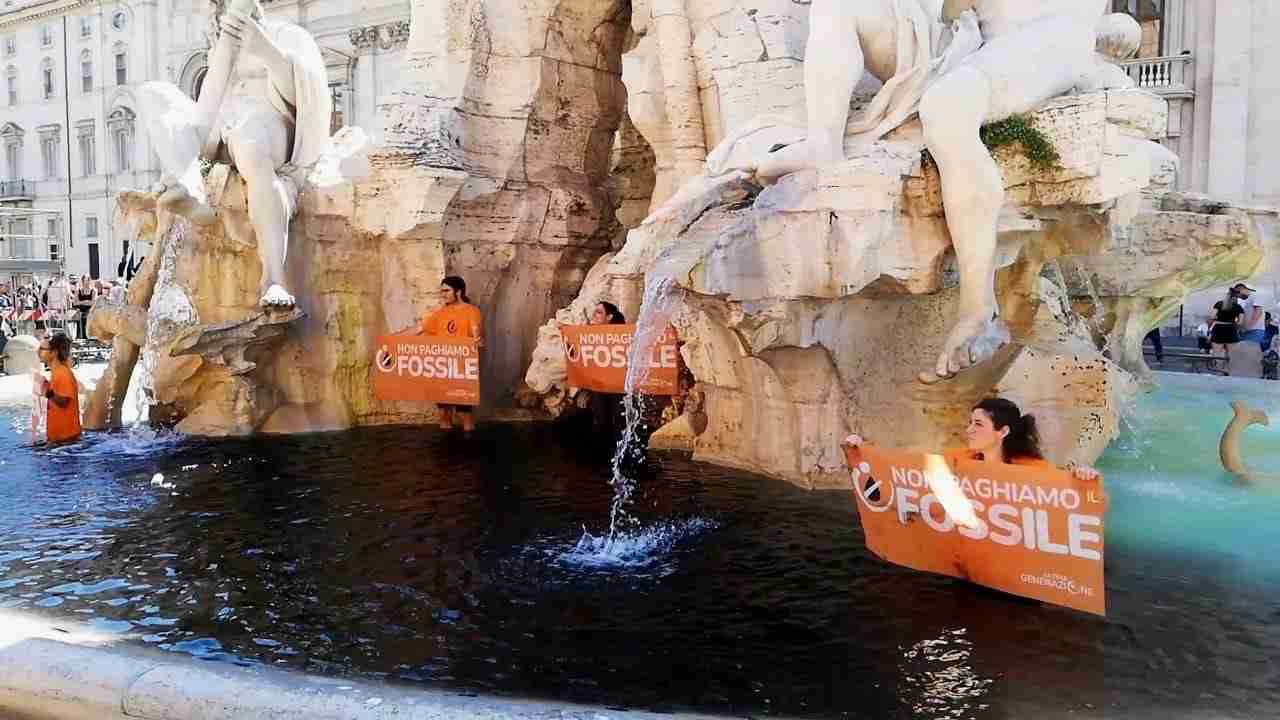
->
(1233, 283, 1267, 351)
(36, 333, 81, 444)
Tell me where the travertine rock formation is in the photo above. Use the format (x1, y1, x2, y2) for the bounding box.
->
(1059, 192, 1270, 384)
(107, 0, 635, 435)
(105, 0, 1270, 494)
(381, 0, 632, 403)
(526, 88, 1264, 488)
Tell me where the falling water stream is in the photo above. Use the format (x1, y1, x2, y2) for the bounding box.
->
(565, 275, 716, 565)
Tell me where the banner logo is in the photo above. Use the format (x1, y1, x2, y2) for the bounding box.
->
(851, 461, 893, 512)
(375, 346, 395, 372)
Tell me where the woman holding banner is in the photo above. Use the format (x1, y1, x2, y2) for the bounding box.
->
(588, 301, 627, 441)
(843, 398, 1101, 482)
(417, 276, 484, 435)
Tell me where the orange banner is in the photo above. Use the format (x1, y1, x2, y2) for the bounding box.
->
(845, 445, 1107, 616)
(372, 335, 480, 405)
(559, 324, 679, 396)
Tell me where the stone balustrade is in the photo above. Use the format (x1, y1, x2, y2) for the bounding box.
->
(1119, 53, 1194, 92)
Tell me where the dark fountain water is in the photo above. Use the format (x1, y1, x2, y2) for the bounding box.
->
(1, 377, 1279, 719)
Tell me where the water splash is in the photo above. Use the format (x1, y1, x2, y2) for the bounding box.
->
(557, 517, 718, 573)
(607, 276, 681, 538)
(1042, 261, 1102, 346)
(132, 218, 199, 427)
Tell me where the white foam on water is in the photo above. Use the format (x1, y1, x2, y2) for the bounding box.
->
(555, 517, 718, 572)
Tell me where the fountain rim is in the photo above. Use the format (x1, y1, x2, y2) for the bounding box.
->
(0, 609, 727, 720)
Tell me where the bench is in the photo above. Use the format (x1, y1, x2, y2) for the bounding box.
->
(1144, 348, 1227, 374)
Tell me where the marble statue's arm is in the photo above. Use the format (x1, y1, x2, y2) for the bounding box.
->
(942, 0, 978, 23)
(222, 11, 297, 107)
(194, 0, 255, 159)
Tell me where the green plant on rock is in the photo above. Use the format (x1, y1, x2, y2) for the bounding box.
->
(979, 115, 1060, 173)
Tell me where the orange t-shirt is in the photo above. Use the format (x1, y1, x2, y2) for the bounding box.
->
(420, 302, 482, 339)
(944, 448, 1053, 470)
(46, 365, 81, 444)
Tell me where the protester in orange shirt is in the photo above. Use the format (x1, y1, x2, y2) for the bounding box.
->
(844, 397, 1101, 481)
(37, 333, 81, 444)
(418, 276, 484, 434)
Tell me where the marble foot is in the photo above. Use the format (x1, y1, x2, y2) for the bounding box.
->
(921, 314, 1014, 384)
(259, 284, 297, 311)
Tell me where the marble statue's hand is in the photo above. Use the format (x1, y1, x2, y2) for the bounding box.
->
(221, 11, 272, 61)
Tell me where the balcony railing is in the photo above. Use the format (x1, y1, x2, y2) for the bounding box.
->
(0, 180, 33, 200)
(1119, 54, 1194, 93)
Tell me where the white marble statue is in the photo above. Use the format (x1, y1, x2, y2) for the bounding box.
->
(705, 0, 1109, 383)
(136, 0, 332, 310)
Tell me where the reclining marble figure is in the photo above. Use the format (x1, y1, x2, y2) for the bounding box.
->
(695, 0, 1109, 383)
(135, 0, 331, 310)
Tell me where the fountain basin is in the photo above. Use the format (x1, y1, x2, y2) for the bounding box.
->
(0, 375, 1277, 718)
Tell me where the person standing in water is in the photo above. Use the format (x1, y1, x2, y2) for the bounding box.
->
(417, 276, 483, 434)
(843, 397, 1101, 481)
(588, 301, 627, 440)
(36, 333, 82, 445)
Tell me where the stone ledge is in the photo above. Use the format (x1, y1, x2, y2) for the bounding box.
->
(0, 615, 722, 720)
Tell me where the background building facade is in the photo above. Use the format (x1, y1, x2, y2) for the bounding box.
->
(1113, 0, 1280, 328)
(0, 0, 406, 285)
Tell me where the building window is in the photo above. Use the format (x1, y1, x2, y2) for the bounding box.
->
(40, 25, 53, 48)
(4, 143, 19, 181)
(11, 219, 30, 259)
(47, 218, 60, 260)
(41, 136, 59, 178)
(42, 59, 55, 100)
(5, 66, 15, 106)
(39, 125, 61, 179)
(80, 16, 92, 38)
(1112, 0, 1165, 57)
(2, 123, 23, 181)
(85, 216, 98, 239)
(111, 10, 128, 31)
(77, 122, 95, 176)
(114, 48, 127, 85)
(80, 50, 92, 92)
(107, 107, 134, 172)
(192, 66, 207, 101)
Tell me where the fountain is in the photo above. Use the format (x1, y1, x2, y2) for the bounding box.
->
(4, 1, 1280, 719)
(525, 2, 1270, 488)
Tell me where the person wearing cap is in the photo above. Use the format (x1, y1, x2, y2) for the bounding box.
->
(1233, 283, 1267, 351)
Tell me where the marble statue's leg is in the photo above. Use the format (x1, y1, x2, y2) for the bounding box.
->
(225, 111, 293, 308)
(919, 16, 1096, 381)
(136, 82, 209, 195)
(756, 0, 866, 182)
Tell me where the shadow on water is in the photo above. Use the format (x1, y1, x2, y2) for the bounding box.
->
(0, 395, 1277, 718)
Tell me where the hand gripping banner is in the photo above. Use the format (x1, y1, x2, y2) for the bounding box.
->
(559, 324, 678, 396)
(845, 444, 1108, 616)
(372, 335, 480, 405)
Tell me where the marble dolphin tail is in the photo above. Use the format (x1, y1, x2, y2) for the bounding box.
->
(1220, 401, 1271, 481)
